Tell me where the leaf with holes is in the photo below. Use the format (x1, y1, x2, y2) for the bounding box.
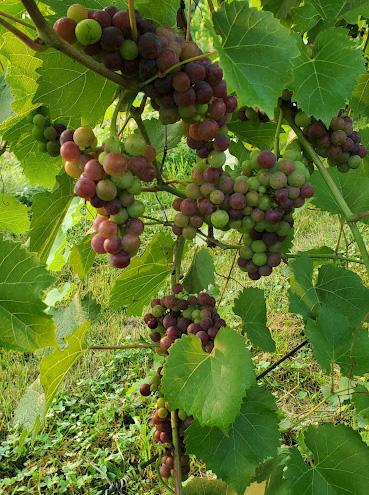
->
(30, 173, 75, 262)
(285, 424, 369, 494)
(162, 328, 255, 430)
(186, 386, 280, 495)
(233, 288, 275, 352)
(183, 248, 216, 294)
(310, 169, 369, 225)
(290, 28, 365, 125)
(110, 232, 174, 315)
(34, 49, 116, 126)
(0, 194, 30, 234)
(212, 2, 299, 118)
(0, 238, 56, 352)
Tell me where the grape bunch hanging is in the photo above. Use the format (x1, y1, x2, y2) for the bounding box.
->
(295, 111, 368, 172)
(29, 107, 66, 157)
(62, 126, 159, 268)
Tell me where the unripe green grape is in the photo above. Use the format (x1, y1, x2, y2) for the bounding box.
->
(248, 177, 260, 191)
(96, 179, 117, 201)
(252, 252, 267, 266)
(74, 127, 96, 149)
(99, 151, 108, 164)
(246, 191, 259, 207)
(234, 176, 249, 194)
(210, 189, 224, 205)
(294, 161, 310, 180)
(178, 410, 187, 421)
(151, 374, 161, 386)
(229, 219, 242, 230)
(179, 106, 197, 119)
(44, 126, 57, 141)
(152, 305, 165, 318)
(192, 309, 201, 319)
(174, 213, 189, 228)
(158, 407, 169, 419)
(156, 397, 166, 409)
(242, 159, 254, 176)
(127, 178, 142, 195)
(38, 141, 47, 152)
(33, 113, 47, 128)
(110, 208, 129, 224)
(277, 221, 291, 237)
(259, 195, 271, 211)
(269, 171, 287, 189)
(251, 240, 266, 253)
(270, 242, 282, 253)
(104, 136, 121, 153)
(208, 150, 226, 168)
(255, 220, 267, 232)
(120, 39, 139, 60)
(295, 111, 311, 128)
(182, 226, 197, 240)
(239, 246, 252, 259)
(257, 171, 270, 187)
(185, 183, 201, 199)
(200, 182, 215, 196)
(211, 209, 230, 229)
(47, 141, 60, 157)
(75, 19, 102, 46)
(127, 200, 145, 218)
(111, 171, 134, 190)
(242, 217, 254, 232)
(287, 170, 306, 187)
(182, 308, 193, 319)
(284, 149, 301, 161)
(32, 126, 46, 141)
(348, 155, 361, 169)
(125, 134, 147, 156)
(196, 104, 208, 115)
(67, 3, 88, 22)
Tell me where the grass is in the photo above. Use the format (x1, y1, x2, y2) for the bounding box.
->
(1, 138, 368, 493)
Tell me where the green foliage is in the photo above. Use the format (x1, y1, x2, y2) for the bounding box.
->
(212, 2, 299, 117)
(183, 248, 216, 294)
(0, 238, 55, 352)
(29, 173, 75, 262)
(110, 232, 174, 314)
(186, 386, 280, 495)
(34, 49, 116, 127)
(69, 235, 96, 280)
(0, 75, 13, 124)
(285, 424, 369, 494)
(233, 288, 275, 352)
(183, 479, 235, 494)
(228, 119, 280, 150)
(353, 385, 369, 421)
(143, 118, 184, 153)
(351, 73, 369, 119)
(290, 29, 365, 125)
(162, 328, 255, 430)
(0, 194, 30, 233)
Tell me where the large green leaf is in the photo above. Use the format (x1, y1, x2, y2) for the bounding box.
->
(186, 386, 280, 495)
(310, 169, 369, 224)
(233, 288, 275, 352)
(0, 238, 55, 352)
(2, 116, 62, 188)
(30, 173, 75, 262)
(228, 119, 279, 150)
(0, 74, 13, 124)
(14, 378, 45, 436)
(290, 28, 365, 125)
(306, 305, 352, 372)
(1, 33, 40, 116)
(353, 384, 369, 421)
(51, 294, 99, 341)
(110, 232, 174, 314)
(288, 254, 319, 320)
(183, 248, 216, 294)
(69, 235, 96, 280)
(261, 0, 299, 20)
(351, 72, 369, 120)
(34, 49, 116, 127)
(0, 194, 30, 234)
(212, 2, 299, 118)
(285, 424, 369, 494)
(162, 328, 255, 430)
(138, 0, 179, 28)
(143, 118, 184, 153)
(183, 479, 236, 495)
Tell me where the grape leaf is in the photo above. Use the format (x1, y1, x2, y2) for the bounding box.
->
(34, 48, 116, 127)
(14, 378, 45, 436)
(229, 140, 249, 164)
(0, 194, 30, 234)
(186, 386, 280, 495)
(0, 1, 26, 16)
(233, 288, 275, 353)
(353, 384, 369, 421)
(40, 321, 90, 408)
(1, 33, 41, 116)
(143, 118, 183, 153)
(110, 232, 174, 314)
(138, 0, 179, 27)
(2, 116, 62, 188)
(288, 254, 319, 320)
(51, 293, 98, 341)
(69, 235, 96, 280)
(183, 248, 216, 294)
(285, 424, 369, 494)
(310, 169, 369, 224)
(261, 0, 300, 20)
(212, 2, 299, 118)
(183, 479, 236, 495)
(306, 306, 352, 372)
(0, 74, 13, 124)
(351, 73, 369, 119)
(40, 0, 116, 18)
(0, 238, 56, 352)
(290, 28, 365, 125)
(162, 328, 255, 430)
(228, 119, 280, 150)
(30, 173, 75, 262)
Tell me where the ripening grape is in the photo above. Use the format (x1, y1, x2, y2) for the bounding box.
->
(73, 127, 96, 149)
(75, 19, 102, 46)
(53, 17, 77, 43)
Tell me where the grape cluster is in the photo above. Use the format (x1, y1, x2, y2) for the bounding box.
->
(143, 284, 226, 354)
(296, 111, 368, 172)
(62, 127, 158, 268)
(172, 148, 314, 279)
(29, 107, 66, 157)
(238, 106, 269, 123)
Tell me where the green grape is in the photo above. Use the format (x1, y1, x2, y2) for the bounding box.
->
(178, 410, 187, 421)
(174, 213, 189, 228)
(211, 209, 230, 229)
(252, 253, 267, 266)
(38, 141, 47, 153)
(47, 141, 60, 157)
(104, 136, 121, 153)
(127, 200, 145, 218)
(284, 149, 301, 161)
(67, 3, 88, 22)
(127, 178, 142, 195)
(207, 151, 226, 168)
(75, 19, 102, 46)
(229, 219, 242, 230)
(251, 240, 266, 253)
(259, 195, 271, 211)
(239, 246, 252, 259)
(246, 191, 259, 207)
(158, 407, 169, 419)
(32, 126, 46, 141)
(295, 111, 311, 128)
(287, 170, 306, 187)
(185, 183, 201, 199)
(74, 127, 96, 149)
(179, 106, 197, 119)
(110, 208, 129, 224)
(241, 217, 254, 232)
(255, 220, 267, 232)
(196, 104, 208, 115)
(125, 134, 147, 156)
(33, 113, 47, 128)
(156, 397, 166, 409)
(294, 161, 310, 180)
(348, 155, 361, 169)
(152, 305, 165, 318)
(182, 226, 197, 240)
(111, 171, 134, 190)
(44, 126, 57, 141)
(276, 221, 291, 236)
(151, 374, 160, 386)
(269, 171, 287, 189)
(120, 39, 139, 60)
(248, 177, 260, 191)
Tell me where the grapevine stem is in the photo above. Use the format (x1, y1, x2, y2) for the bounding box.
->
(0, 16, 43, 51)
(21, 0, 138, 90)
(89, 344, 155, 350)
(286, 111, 369, 277)
(110, 90, 130, 139)
(186, 0, 192, 42)
(274, 107, 283, 158)
(285, 253, 364, 265)
(128, 0, 138, 42)
(172, 236, 185, 285)
(0, 10, 36, 30)
(170, 411, 183, 495)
